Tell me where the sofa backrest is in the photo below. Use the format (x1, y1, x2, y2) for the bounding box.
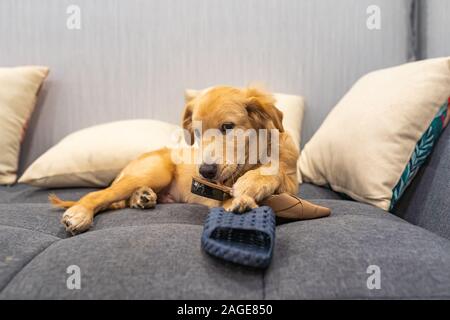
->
(0, 0, 414, 172)
(394, 126, 450, 240)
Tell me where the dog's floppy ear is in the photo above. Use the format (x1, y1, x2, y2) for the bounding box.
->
(182, 101, 195, 145)
(245, 88, 284, 132)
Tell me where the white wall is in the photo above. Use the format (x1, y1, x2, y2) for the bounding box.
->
(0, 0, 413, 171)
(419, 0, 450, 59)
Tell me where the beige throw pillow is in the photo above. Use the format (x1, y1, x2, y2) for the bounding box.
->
(299, 58, 450, 210)
(19, 120, 181, 187)
(0, 66, 49, 184)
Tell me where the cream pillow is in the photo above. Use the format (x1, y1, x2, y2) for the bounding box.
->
(299, 57, 450, 210)
(0, 66, 49, 184)
(185, 88, 305, 182)
(19, 120, 181, 188)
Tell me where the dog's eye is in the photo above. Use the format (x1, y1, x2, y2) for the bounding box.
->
(221, 122, 235, 133)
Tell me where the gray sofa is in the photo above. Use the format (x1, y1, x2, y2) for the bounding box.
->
(1, 126, 450, 299)
(1, 0, 450, 299)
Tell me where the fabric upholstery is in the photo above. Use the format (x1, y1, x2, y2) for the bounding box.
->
(265, 200, 450, 299)
(1, 185, 449, 299)
(298, 183, 346, 201)
(1, 225, 263, 300)
(0, 203, 210, 239)
(0, 184, 98, 204)
(0, 226, 57, 292)
(393, 126, 450, 240)
(0, 182, 342, 204)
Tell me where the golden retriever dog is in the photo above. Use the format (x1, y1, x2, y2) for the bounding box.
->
(50, 86, 299, 235)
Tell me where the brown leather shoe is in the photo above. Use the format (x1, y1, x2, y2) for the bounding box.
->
(260, 193, 331, 220)
(192, 176, 331, 220)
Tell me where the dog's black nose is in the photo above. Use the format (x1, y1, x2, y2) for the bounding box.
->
(199, 163, 218, 179)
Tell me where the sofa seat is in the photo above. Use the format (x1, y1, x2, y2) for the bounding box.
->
(0, 184, 449, 299)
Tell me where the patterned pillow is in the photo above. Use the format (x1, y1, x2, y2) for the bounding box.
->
(391, 97, 450, 209)
(299, 58, 450, 211)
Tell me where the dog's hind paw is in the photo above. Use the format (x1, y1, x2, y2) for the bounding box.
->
(129, 187, 157, 209)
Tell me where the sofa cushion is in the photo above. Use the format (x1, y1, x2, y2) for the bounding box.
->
(298, 183, 345, 201)
(265, 200, 450, 299)
(0, 184, 98, 204)
(0, 183, 342, 239)
(0, 203, 210, 239)
(0, 224, 263, 299)
(0, 182, 343, 205)
(393, 126, 450, 240)
(1, 199, 449, 299)
(0, 226, 57, 292)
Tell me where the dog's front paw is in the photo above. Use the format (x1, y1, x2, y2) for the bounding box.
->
(232, 171, 276, 203)
(225, 195, 258, 213)
(129, 187, 157, 209)
(61, 205, 94, 235)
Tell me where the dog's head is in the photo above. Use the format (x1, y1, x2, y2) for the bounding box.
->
(182, 86, 284, 185)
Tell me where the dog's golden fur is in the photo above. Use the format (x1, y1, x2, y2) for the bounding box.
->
(51, 86, 299, 235)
